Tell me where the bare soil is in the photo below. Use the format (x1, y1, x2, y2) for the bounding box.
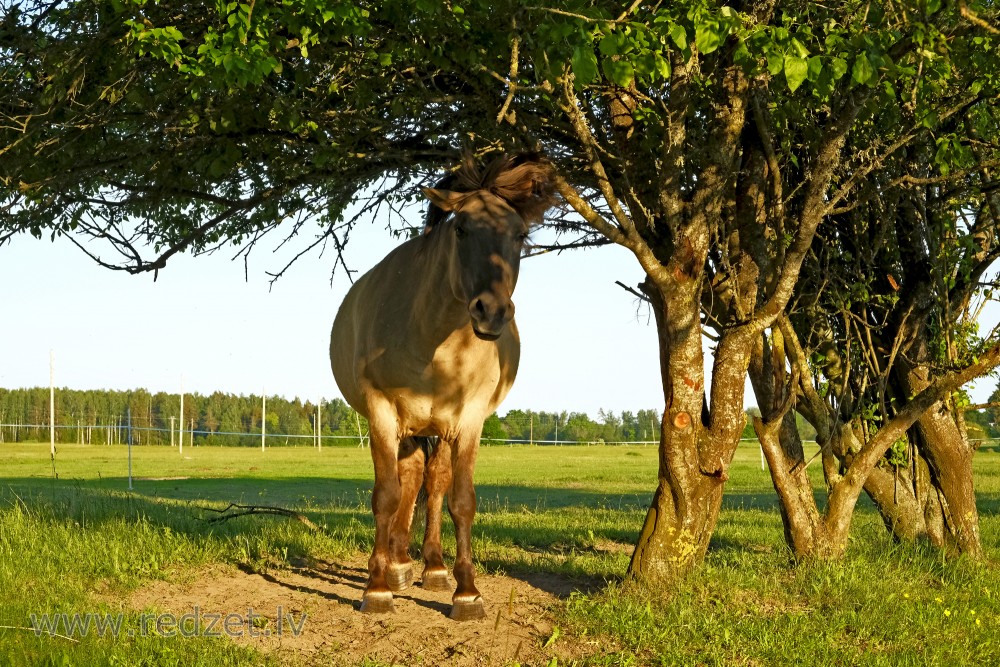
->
(122, 558, 599, 666)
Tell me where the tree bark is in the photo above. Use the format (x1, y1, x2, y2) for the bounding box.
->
(749, 326, 945, 558)
(860, 463, 935, 545)
(747, 329, 852, 558)
(627, 276, 737, 581)
(753, 414, 848, 559)
(897, 361, 982, 556)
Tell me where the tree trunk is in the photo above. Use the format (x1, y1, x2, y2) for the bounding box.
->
(747, 331, 851, 558)
(753, 412, 848, 558)
(897, 361, 982, 557)
(749, 326, 934, 557)
(860, 463, 933, 544)
(627, 276, 739, 582)
(628, 447, 726, 581)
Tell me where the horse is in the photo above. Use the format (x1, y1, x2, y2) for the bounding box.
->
(329, 153, 554, 620)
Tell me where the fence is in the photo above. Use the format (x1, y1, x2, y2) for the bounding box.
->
(0, 422, 679, 448)
(0, 423, 803, 448)
(0, 423, 367, 448)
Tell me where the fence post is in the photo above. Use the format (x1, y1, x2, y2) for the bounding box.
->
(127, 407, 133, 491)
(49, 350, 56, 478)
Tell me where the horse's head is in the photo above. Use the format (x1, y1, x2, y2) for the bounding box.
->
(423, 154, 554, 341)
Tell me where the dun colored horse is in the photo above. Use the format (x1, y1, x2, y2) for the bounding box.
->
(330, 154, 554, 620)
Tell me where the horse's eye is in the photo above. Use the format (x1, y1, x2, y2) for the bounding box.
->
(455, 225, 467, 239)
(517, 232, 529, 243)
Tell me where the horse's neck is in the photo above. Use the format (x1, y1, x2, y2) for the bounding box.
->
(402, 234, 469, 344)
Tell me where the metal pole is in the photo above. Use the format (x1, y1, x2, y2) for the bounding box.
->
(49, 350, 56, 477)
(179, 377, 184, 456)
(261, 392, 266, 452)
(127, 407, 133, 490)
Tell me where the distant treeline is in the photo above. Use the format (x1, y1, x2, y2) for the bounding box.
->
(0, 387, 364, 447)
(0, 387, 667, 446)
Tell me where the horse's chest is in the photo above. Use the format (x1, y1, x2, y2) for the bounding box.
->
(367, 331, 508, 434)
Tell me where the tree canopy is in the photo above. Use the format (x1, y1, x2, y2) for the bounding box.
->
(4, 0, 1000, 579)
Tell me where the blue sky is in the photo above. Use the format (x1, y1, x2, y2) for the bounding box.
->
(3, 215, 998, 417)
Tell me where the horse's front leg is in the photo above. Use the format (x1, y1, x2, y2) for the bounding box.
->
(448, 435, 485, 621)
(421, 438, 452, 592)
(362, 421, 401, 614)
(386, 437, 426, 591)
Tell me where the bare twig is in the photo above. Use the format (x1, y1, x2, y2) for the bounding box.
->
(200, 503, 322, 532)
(959, 0, 1000, 35)
(496, 26, 520, 125)
(0, 625, 79, 643)
(615, 279, 651, 303)
(966, 401, 1000, 411)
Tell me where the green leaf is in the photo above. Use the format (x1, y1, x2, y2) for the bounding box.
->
(572, 45, 599, 86)
(829, 56, 848, 80)
(807, 55, 823, 81)
(784, 55, 808, 92)
(633, 51, 655, 79)
(766, 50, 784, 76)
(654, 52, 671, 79)
(669, 24, 687, 50)
(852, 53, 875, 85)
(602, 58, 635, 87)
(790, 37, 809, 58)
(599, 33, 623, 57)
(695, 19, 723, 54)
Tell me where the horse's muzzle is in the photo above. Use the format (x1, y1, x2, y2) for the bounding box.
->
(469, 293, 514, 341)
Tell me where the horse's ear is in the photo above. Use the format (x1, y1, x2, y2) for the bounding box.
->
(422, 188, 467, 212)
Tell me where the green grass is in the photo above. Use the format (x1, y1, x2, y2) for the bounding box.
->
(2, 441, 1000, 665)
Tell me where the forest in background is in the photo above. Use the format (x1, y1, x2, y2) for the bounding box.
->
(0, 387, 666, 447)
(3, 387, 995, 448)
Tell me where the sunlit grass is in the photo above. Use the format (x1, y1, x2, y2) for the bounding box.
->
(2, 441, 1000, 665)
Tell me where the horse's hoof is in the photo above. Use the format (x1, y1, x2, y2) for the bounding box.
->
(449, 595, 486, 621)
(360, 591, 394, 614)
(387, 563, 414, 592)
(422, 569, 451, 592)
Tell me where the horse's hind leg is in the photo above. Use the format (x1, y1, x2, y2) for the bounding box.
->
(448, 437, 486, 621)
(421, 438, 452, 592)
(386, 437, 425, 592)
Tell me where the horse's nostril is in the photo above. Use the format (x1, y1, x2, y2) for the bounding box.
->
(472, 298, 487, 319)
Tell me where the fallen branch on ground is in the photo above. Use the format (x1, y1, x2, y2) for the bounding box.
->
(199, 503, 322, 532)
(0, 625, 79, 643)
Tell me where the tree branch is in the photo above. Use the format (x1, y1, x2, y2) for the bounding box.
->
(200, 502, 322, 532)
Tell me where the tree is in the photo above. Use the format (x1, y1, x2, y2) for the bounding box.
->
(751, 86, 1000, 557)
(3, 0, 1000, 582)
(481, 413, 506, 442)
(984, 385, 1000, 433)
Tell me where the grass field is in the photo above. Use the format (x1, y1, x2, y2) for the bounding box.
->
(1, 441, 1000, 665)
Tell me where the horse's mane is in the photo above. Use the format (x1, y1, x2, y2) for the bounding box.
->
(424, 152, 555, 230)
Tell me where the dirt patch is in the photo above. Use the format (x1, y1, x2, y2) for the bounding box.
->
(122, 558, 595, 666)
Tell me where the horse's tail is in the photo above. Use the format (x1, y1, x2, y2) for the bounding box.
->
(413, 436, 437, 538)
